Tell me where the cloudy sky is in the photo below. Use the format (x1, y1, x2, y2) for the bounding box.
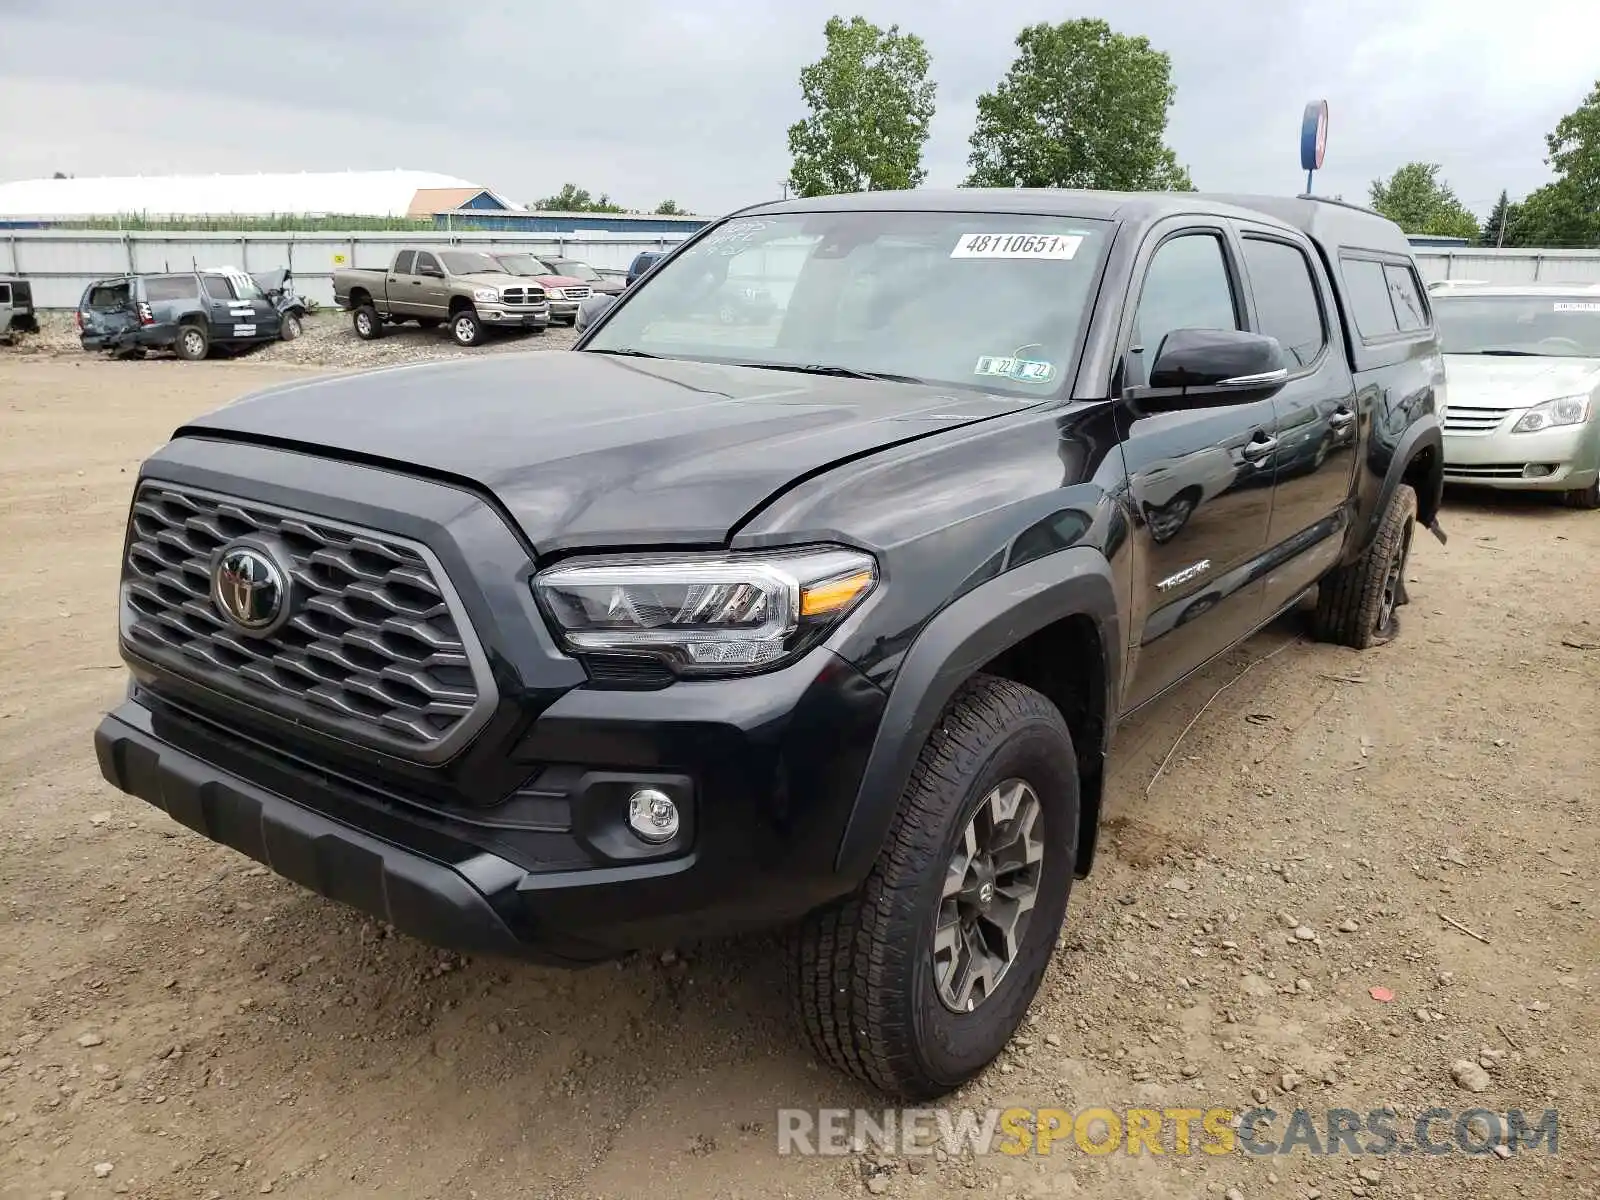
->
(0, 0, 1592, 219)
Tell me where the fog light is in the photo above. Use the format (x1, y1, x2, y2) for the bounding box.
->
(1522, 464, 1554, 478)
(627, 788, 680, 843)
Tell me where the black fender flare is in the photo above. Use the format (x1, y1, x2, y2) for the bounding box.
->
(1362, 416, 1443, 553)
(832, 546, 1122, 880)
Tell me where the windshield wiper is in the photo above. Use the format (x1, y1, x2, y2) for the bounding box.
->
(588, 347, 661, 359)
(731, 361, 927, 385)
(1468, 349, 1540, 357)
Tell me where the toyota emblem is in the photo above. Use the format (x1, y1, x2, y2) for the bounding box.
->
(212, 544, 288, 633)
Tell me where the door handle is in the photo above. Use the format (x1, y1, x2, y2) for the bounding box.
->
(1330, 409, 1356, 428)
(1240, 435, 1279, 461)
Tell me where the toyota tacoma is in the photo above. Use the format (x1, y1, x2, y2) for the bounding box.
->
(94, 190, 1445, 1100)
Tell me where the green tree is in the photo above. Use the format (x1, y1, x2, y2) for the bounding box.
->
(964, 19, 1193, 191)
(654, 199, 684, 215)
(786, 15, 936, 196)
(535, 184, 625, 213)
(1367, 163, 1479, 240)
(1512, 80, 1600, 247)
(1480, 189, 1523, 247)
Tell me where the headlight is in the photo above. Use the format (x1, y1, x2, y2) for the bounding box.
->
(534, 546, 877, 676)
(1510, 395, 1591, 433)
(472, 287, 500, 303)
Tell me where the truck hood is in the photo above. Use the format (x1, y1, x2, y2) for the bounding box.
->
(178, 352, 1040, 551)
(533, 274, 586, 289)
(458, 272, 525, 288)
(1443, 354, 1600, 407)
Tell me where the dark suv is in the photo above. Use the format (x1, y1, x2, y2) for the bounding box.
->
(77, 270, 287, 359)
(93, 190, 1444, 1100)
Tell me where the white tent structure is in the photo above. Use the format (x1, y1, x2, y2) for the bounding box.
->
(0, 170, 515, 219)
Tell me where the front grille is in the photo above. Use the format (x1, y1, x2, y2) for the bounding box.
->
(560, 286, 592, 301)
(1443, 406, 1510, 434)
(121, 483, 494, 762)
(501, 286, 547, 305)
(1443, 464, 1533, 479)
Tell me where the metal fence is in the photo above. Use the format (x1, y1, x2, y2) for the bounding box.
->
(0, 229, 696, 309)
(1410, 247, 1600, 286)
(7, 227, 1600, 310)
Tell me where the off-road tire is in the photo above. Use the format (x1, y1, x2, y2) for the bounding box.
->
(789, 674, 1079, 1100)
(451, 308, 486, 347)
(1562, 479, 1600, 509)
(1313, 483, 1417, 649)
(352, 304, 383, 340)
(174, 323, 209, 361)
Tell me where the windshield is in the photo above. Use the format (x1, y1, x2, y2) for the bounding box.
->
(1434, 295, 1600, 358)
(491, 253, 554, 276)
(440, 251, 505, 276)
(584, 210, 1113, 394)
(551, 260, 599, 280)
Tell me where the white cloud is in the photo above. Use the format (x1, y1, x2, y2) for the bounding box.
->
(0, 0, 1592, 217)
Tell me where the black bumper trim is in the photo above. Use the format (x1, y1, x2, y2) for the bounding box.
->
(94, 709, 603, 964)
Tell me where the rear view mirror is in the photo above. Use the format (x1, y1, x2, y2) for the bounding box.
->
(574, 294, 616, 333)
(1145, 328, 1288, 397)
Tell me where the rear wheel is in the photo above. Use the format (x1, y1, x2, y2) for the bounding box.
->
(789, 675, 1079, 1100)
(1562, 479, 1600, 509)
(352, 304, 383, 340)
(1312, 483, 1416, 649)
(174, 323, 209, 361)
(450, 308, 486, 347)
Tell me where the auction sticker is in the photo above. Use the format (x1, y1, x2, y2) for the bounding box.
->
(975, 355, 1056, 384)
(951, 233, 1083, 260)
(1554, 302, 1600, 312)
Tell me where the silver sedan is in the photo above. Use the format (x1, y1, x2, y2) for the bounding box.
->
(1432, 281, 1600, 509)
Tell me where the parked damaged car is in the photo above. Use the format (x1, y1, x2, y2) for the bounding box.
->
(1, 276, 40, 343)
(76, 269, 297, 360)
(250, 268, 311, 341)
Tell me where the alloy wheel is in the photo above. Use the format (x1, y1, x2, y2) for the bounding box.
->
(933, 779, 1045, 1013)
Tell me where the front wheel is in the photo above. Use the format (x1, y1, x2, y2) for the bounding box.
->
(279, 311, 303, 341)
(1312, 483, 1417, 649)
(1562, 479, 1600, 509)
(450, 308, 486, 347)
(790, 675, 1079, 1100)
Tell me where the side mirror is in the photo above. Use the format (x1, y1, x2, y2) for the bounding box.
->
(574, 293, 616, 333)
(1142, 328, 1288, 399)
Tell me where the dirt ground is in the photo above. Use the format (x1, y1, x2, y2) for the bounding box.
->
(2, 339, 1597, 1200)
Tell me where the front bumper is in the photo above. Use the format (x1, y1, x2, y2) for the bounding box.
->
(96, 640, 886, 962)
(479, 306, 550, 328)
(546, 299, 581, 319)
(1443, 418, 1600, 491)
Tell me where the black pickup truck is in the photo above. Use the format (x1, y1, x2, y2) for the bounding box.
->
(94, 189, 1445, 1100)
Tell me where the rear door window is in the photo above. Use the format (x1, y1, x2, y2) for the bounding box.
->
(1241, 236, 1327, 368)
(144, 275, 200, 302)
(0, 283, 10, 305)
(392, 250, 415, 275)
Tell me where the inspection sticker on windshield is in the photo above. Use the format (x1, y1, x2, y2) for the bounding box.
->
(951, 233, 1083, 260)
(975, 355, 1056, 384)
(1554, 302, 1600, 312)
